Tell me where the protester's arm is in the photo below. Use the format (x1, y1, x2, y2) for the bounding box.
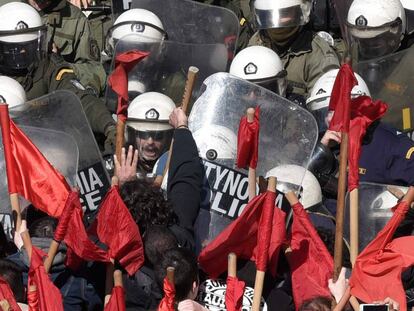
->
(167, 108, 203, 232)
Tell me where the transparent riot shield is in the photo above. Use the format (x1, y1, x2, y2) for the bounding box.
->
(189, 72, 319, 250)
(356, 47, 414, 135)
(106, 38, 231, 112)
(8, 91, 111, 216)
(332, 0, 354, 50)
(131, 0, 239, 45)
(0, 126, 78, 239)
(344, 182, 408, 253)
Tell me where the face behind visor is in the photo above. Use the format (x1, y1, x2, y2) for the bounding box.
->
(0, 2, 47, 73)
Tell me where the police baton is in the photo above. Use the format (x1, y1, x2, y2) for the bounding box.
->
(153, 66, 199, 188)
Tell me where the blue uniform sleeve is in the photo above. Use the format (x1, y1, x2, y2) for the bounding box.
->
(387, 130, 414, 186)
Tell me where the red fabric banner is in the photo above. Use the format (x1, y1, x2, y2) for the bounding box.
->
(236, 107, 260, 169)
(0, 276, 21, 311)
(158, 277, 175, 311)
(107, 50, 150, 122)
(289, 202, 333, 309)
(104, 286, 126, 311)
(198, 191, 286, 278)
(225, 276, 245, 311)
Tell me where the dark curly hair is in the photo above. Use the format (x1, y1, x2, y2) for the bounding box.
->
(120, 179, 178, 233)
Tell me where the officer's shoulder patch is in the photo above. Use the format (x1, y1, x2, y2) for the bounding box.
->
(358, 167, 367, 175)
(89, 39, 100, 62)
(56, 68, 74, 81)
(406, 147, 414, 160)
(70, 79, 86, 91)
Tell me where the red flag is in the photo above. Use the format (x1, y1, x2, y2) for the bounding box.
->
(104, 286, 126, 311)
(225, 276, 245, 311)
(0, 276, 21, 311)
(288, 202, 333, 309)
(350, 201, 414, 311)
(328, 64, 358, 133)
(158, 277, 175, 311)
(95, 186, 144, 275)
(0, 106, 70, 217)
(198, 191, 286, 278)
(347, 96, 388, 191)
(107, 50, 150, 122)
(236, 107, 260, 169)
(28, 246, 64, 311)
(27, 287, 39, 311)
(63, 191, 110, 267)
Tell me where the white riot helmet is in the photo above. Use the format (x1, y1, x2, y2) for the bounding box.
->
(0, 2, 47, 72)
(0, 76, 26, 108)
(230, 46, 287, 96)
(253, 0, 312, 29)
(126, 92, 175, 161)
(400, 0, 414, 34)
(107, 9, 166, 54)
(193, 125, 237, 161)
(266, 164, 322, 209)
(306, 69, 371, 133)
(346, 0, 406, 59)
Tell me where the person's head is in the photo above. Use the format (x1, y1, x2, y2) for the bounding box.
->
(144, 225, 178, 267)
(299, 296, 331, 311)
(126, 92, 175, 163)
(266, 164, 323, 210)
(120, 179, 177, 233)
(155, 247, 199, 302)
(230, 46, 287, 96)
(346, 0, 406, 60)
(253, 0, 312, 43)
(0, 259, 25, 302)
(306, 69, 371, 133)
(28, 216, 57, 238)
(106, 8, 166, 56)
(0, 76, 26, 108)
(0, 2, 47, 74)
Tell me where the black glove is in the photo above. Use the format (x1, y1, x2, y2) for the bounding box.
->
(103, 124, 116, 156)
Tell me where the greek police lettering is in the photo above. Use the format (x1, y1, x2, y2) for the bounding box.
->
(200, 160, 249, 220)
(122, 0, 131, 10)
(200, 160, 292, 220)
(0, 213, 12, 239)
(76, 163, 110, 212)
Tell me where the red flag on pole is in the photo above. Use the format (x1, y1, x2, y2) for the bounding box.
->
(198, 191, 286, 278)
(107, 50, 150, 122)
(236, 107, 260, 169)
(350, 201, 414, 311)
(225, 276, 245, 311)
(0, 276, 21, 311)
(0, 106, 70, 217)
(328, 64, 358, 133)
(288, 202, 333, 309)
(158, 277, 175, 311)
(95, 186, 145, 276)
(61, 191, 110, 268)
(347, 96, 387, 191)
(104, 286, 126, 311)
(28, 246, 64, 311)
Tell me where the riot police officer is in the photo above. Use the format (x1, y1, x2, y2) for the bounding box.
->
(0, 2, 116, 153)
(125, 92, 175, 178)
(248, 0, 340, 98)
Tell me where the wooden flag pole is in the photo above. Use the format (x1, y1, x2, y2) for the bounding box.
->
(228, 253, 237, 278)
(349, 188, 359, 265)
(115, 120, 125, 162)
(167, 266, 175, 284)
(0, 104, 22, 233)
(247, 107, 257, 202)
(252, 177, 276, 311)
(153, 66, 199, 188)
(333, 132, 349, 282)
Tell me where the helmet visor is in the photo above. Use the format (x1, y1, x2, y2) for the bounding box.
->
(310, 106, 330, 134)
(0, 26, 47, 71)
(347, 18, 403, 59)
(254, 2, 311, 29)
(251, 70, 287, 97)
